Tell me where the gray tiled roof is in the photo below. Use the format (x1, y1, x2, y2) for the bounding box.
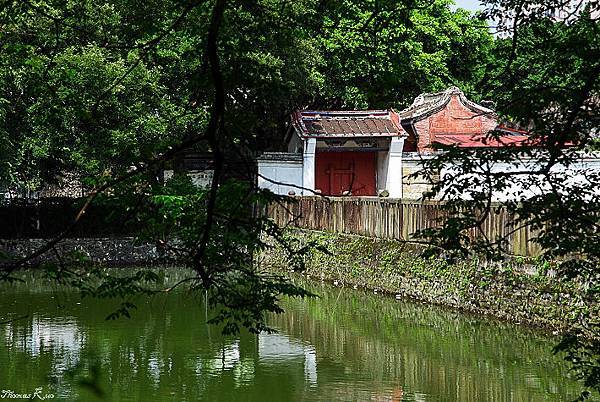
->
(291, 87, 496, 139)
(293, 110, 405, 138)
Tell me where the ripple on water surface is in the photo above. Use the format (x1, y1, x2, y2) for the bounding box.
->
(0, 273, 590, 401)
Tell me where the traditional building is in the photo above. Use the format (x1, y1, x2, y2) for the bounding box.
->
(396, 87, 527, 151)
(258, 109, 408, 197)
(257, 86, 531, 198)
(288, 110, 407, 197)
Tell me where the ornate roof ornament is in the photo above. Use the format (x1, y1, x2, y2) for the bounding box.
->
(395, 86, 497, 122)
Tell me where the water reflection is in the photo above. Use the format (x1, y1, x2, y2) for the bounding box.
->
(0, 272, 589, 401)
(5, 315, 84, 358)
(259, 333, 317, 386)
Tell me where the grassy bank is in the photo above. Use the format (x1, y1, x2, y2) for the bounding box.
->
(261, 229, 597, 335)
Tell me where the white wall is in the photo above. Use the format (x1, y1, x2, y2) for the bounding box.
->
(257, 160, 303, 195)
(302, 138, 316, 194)
(442, 155, 600, 202)
(376, 151, 389, 192)
(163, 170, 214, 188)
(385, 137, 404, 198)
(401, 152, 600, 202)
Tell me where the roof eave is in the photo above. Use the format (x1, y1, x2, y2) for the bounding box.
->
(300, 132, 408, 139)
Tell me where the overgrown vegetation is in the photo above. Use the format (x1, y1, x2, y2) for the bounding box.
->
(0, 0, 496, 333)
(0, 0, 598, 397)
(414, 3, 600, 398)
(262, 229, 597, 334)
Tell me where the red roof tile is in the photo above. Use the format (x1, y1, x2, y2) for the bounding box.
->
(433, 134, 531, 148)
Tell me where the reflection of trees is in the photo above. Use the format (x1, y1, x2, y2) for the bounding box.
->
(271, 280, 582, 401)
(0, 280, 313, 401)
(0, 277, 585, 401)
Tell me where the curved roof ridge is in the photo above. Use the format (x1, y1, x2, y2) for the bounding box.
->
(397, 86, 496, 121)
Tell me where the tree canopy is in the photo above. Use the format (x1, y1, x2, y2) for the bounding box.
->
(415, 2, 600, 397)
(0, 0, 598, 396)
(0, 0, 496, 331)
(0, 0, 494, 191)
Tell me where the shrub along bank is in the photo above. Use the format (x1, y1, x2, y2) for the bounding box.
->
(261, 229, 597, 336)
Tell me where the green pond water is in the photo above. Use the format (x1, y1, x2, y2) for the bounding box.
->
(0, 269, 588, 401)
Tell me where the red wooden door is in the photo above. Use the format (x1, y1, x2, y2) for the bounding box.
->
(315, 151, 376, 196)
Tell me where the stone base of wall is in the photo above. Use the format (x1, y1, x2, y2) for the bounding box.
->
(0, 238, 159, 266)
(260, 229, 597, 336)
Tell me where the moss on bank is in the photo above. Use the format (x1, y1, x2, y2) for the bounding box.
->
(261, 229, 597, 335)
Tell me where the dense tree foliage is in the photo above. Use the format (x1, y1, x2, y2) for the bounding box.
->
(317, 0, 493, 108)
(0, 0, 598, 396)
(0, 0, 494, 330)
(0, 0, 493, 192)
(416, 2, 600, 398)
